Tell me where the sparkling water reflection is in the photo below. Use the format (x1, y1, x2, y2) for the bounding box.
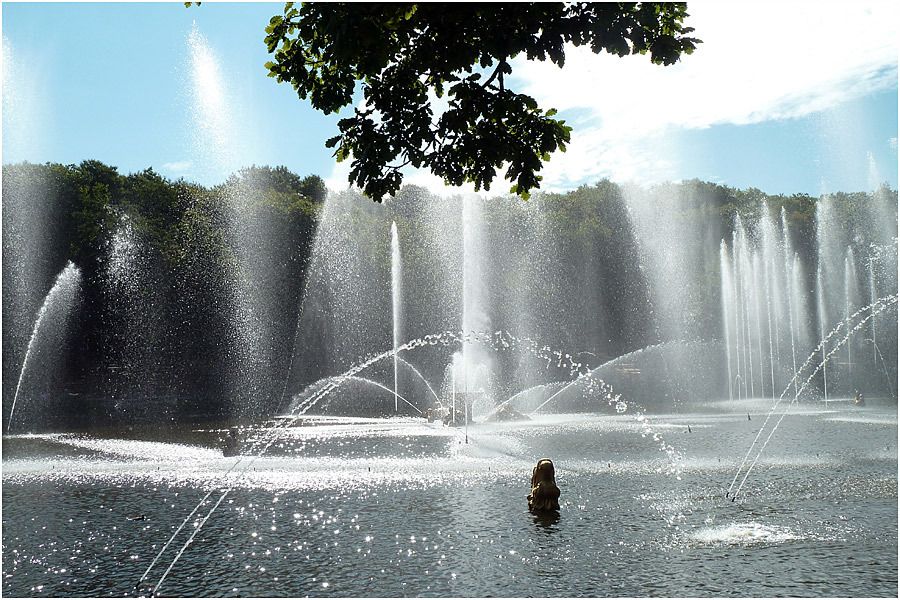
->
(3, 404, 897, 597)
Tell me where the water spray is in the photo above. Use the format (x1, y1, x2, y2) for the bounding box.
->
(146, 329, 685, 593)
(727, 294, 897, 501)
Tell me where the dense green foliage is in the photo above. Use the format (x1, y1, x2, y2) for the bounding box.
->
(264, 2, 700, 201)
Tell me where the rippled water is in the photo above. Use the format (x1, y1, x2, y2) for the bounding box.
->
(2, 401, 897, 597)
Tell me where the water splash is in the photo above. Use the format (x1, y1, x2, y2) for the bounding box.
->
(693, 522, 799, 546)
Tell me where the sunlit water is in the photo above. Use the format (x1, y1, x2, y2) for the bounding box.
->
(3, 401, 896, 597)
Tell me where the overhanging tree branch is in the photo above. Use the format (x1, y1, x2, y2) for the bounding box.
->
(264, 2, 700, 202)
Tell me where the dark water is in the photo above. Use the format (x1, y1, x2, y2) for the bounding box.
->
(2, 400, 897, 597)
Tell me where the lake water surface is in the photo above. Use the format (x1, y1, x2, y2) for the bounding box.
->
(2, 400, 897, 597)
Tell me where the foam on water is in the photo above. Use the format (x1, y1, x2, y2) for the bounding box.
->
(825, 414, 898, 425)
(3, 452, 529, 494)
(692, 522, 800, 546)
(27, 434, 221, 462)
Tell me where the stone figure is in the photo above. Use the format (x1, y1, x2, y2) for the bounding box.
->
(222, 427, 240, 457)
(527, 458, 560, 512)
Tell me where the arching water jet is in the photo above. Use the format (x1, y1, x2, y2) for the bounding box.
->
(7, 262, 82, 432)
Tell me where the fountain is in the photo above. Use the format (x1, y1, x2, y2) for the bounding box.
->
(720, 208, 807, 402)
(2, 163, 73, 413)
(728, 293, 898, 500)
(1, 12, 897, 598)
(2, 172, 896, 596)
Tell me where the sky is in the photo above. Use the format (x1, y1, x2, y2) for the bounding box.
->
(2, 1, 898, 197)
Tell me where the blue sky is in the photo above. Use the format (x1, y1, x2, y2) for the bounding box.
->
(3, 2, 898, 196)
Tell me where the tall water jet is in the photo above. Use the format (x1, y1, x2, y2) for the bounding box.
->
(762, 236, 776, 401)
(868, 256, 877, 364)
(720, 241, 734, 401)
(451, 355, 457, 418)
(2, 36, 47, 161)
(781, 208, 799, 397)
(790, 253, 812, 376)
(391, 221, 402, 413)
(751, 253, 766, 397)
(7, 262, 82, 432)
(450, 352, 469, 435)
(844, 247, 859, 389)
(449, 351, 465, 424)
(3, 39, 81, 418)
(187, 23, 237, 181)
(736, 220, 756, 398)
(815, 267, 829, 403)
(623, 182, 721, 346)
(187, 23, 275, 416)
(461, 195, 492, 414)
(814, 195, 842, 341)
(103, 214, 169, 411)
(288, 190, 391, 398)
(731, 229, 744, 398)
(760, 210, 784, 389)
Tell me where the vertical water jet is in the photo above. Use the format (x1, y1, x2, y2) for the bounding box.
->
(781, 208, 799, 398)
(816, 267, 829, 404)
(391, 221, 401, 413)
(844, 247, 859, 389)
(720, 241, 734, 401)
(460, 195, 492, 416)
(187, 23, 274, 416)
(869, 256, 877, 363)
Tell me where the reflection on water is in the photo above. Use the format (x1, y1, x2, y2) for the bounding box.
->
(2, 406, 897, 597)
(531, 511, 560, 530)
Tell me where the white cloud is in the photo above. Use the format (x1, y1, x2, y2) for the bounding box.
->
(327, 1, 897, 195)
(324, 158, 352, 193)
(161, 160, 193, 173)
(890, 137, 899, 151)
(510, 1, 898, 187)
(326, 154, 486, 198)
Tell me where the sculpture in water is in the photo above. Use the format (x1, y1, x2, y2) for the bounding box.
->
(221, 427, 241, 457)
(527, 458, 560, 512)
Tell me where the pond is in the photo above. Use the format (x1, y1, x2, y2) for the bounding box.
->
(2, 402, 897, 597)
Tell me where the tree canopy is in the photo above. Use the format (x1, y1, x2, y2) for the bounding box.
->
(264, 2, 700, 201)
